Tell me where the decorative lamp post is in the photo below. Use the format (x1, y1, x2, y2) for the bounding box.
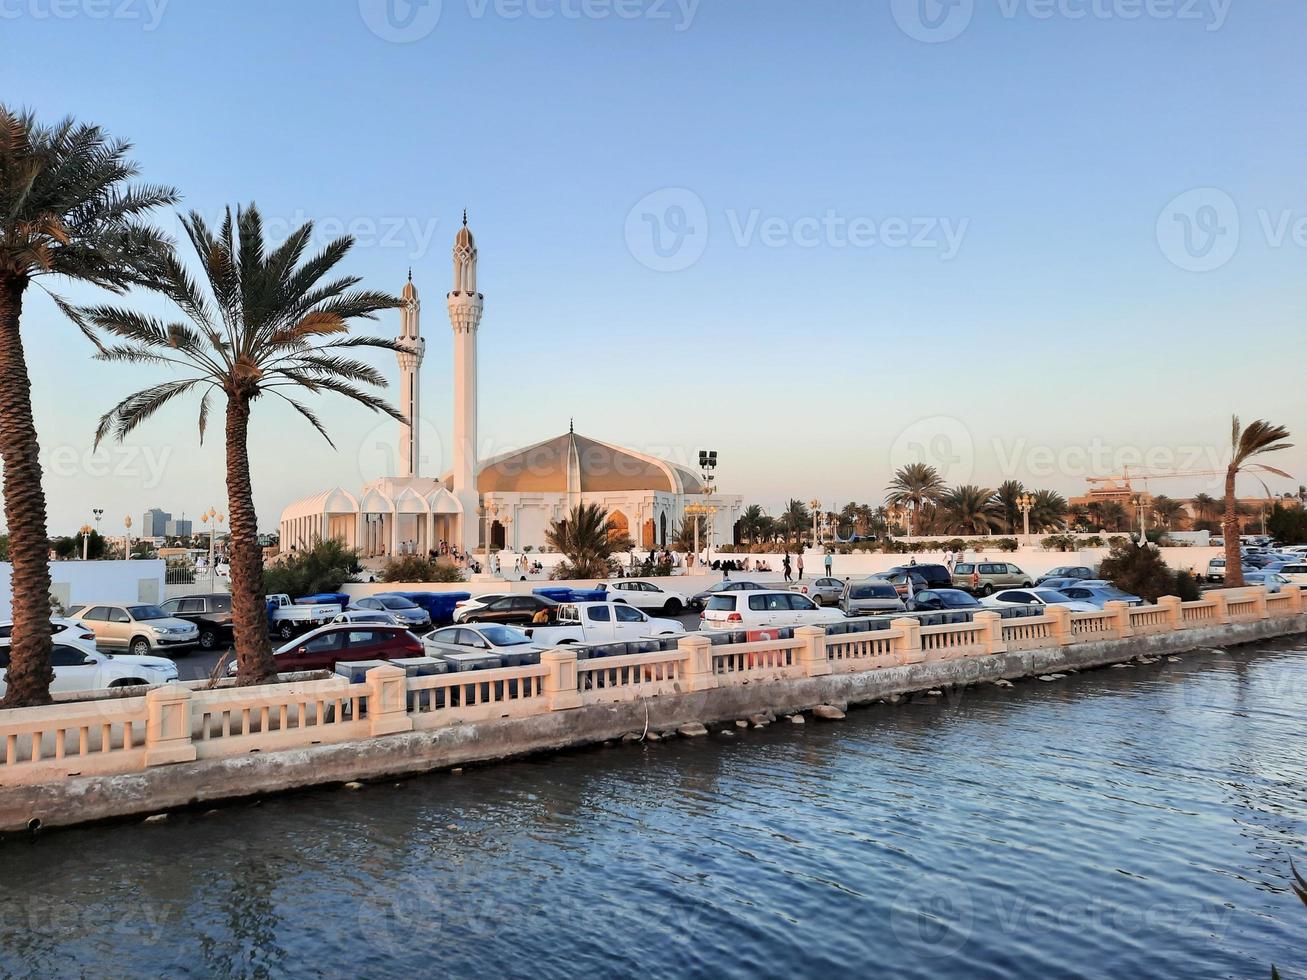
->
(202, 507, 226, 577)
(79, 523, 94, 561)
(697, 450, 718, 494)
(123, 515, 132, 560)
(1017, 493, 1034, 546)
(1133, 494, 1148, 544)
(685, 501, 718, 563)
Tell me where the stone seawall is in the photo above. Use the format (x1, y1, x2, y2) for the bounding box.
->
(4, 612, 1303, 835)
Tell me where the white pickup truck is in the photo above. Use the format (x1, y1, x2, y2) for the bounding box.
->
(525, 602, 686, 647)
(265, 594, 342, 640)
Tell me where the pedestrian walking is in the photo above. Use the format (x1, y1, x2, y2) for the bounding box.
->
(824, 552, 833, 577)
(783, 553, 793, 582)
(797, 554, 805, 579)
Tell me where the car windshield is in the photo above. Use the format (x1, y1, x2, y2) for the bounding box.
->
(378, 597, 419, 610)
(479, 625, 531, 646)
(128, 605, 168, 620)
(940, 592, 979, 608)
(1032, 590, 1071, 602)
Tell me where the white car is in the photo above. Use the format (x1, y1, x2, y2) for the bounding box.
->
(701, 590, 845, 631)
(525, 602, 686, 646)
(423, 623, 542, 658)
(981, 588, 1099, 613)
(1273, 562, 1307, 585)
(452, 593, 512, 624)
(603, 580, 689, 614)
(1243, 572, 1291, 594)
(0, 616, 98, 647)
(330, 610, 397, 626)
(0, 633, 178, 698)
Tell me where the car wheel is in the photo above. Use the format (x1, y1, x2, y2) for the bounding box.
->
(277, 622, 295, 640)
(199, 629, 218, 650)
(130, 637, 152, 657)
(979, 584, 994, 596)
(663, 599, 682, 615)
(812, 594, 823, 606)
(109, 677, 147, 688)
(1022, 582, 1033, 588)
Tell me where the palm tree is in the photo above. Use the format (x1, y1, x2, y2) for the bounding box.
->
(1029, 489, 1069, 532)
(839, 502, 859, 539)
(1150, 495, 1185, 530)
(738, 504, 766, 545)
(885, 463, 946, 535)
(940, 485, 1001, 535)
(1191, 492, 1217, 523)
(992, 480, 1026, 533)
(0, 108, 176, 707)
(780, 498, 810, 545)
(1223, 417, 1292, 587)
(77, 205, 403, 685)
(546, 503, 616, 579)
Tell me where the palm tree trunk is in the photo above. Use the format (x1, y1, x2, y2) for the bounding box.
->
(1223, 465, 1243, 588)
(225, 393, 276, 685)
(0, 274, 54, 708)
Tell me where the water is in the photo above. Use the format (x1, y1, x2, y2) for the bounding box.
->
(2, 640, 1306, 979)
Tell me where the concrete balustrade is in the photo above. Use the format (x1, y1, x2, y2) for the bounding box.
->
(0, 586, 1301, 794)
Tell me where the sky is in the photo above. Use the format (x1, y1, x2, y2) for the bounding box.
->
(2, 0, 1305, 534)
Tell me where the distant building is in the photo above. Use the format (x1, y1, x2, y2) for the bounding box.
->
(141, 508, 171, 537)
(165, 518, 192, 537)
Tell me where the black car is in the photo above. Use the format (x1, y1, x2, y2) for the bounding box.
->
(461, 594, 558, 626)
(689, 580, 768, 611)
(885, 564, 953, 590)
(906, 589, 983, 612)
(159, 593, 234, 650)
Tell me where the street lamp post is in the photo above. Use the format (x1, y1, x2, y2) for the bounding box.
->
(1017, 493, 1034, 546)
(79, 524, 93, 560)
(808, 499, 821, 547)
(685, 501, 718, 564)
(123, 515, 132, 560)
(1133, 494, 1148, 544)
(202, 507, 226, 581)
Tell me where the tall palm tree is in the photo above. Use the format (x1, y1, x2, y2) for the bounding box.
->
(0, 108, 176, 707)
(992, 479, 1026, 533)
(77, 205, 403, 685)
(1029, 489, 1069, 532)
(1150, 495, 1185, 530)
(546, 503, 615, 579)
(738, 503, 766, 545)
(839, 502, 859, 539)
(1191, 492, 1217, 523)
(1223, 417, 1292, 587)
(885, 463, 945, 535)
(940, 485, 1000, 535)
(780, 498, 810, 545)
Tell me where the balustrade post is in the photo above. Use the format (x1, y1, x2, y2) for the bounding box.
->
(144, 684, 197, 767)
(1156, 595, 1183, 632)
(972, 611, 1006, 654)
(1282, 584, 1303, 615)
(1104, 600, 1132, 640)
(677, 634, 718, 692)
(795, 625, 830, 677)
(1209, 591, 1230, 624)
(890, 617, 923, 665)
(367, 663, 414, 736)
(541, 649, 583, 710)
(1253, 586, 1270, 620)
(1043, 606, 1073, 646)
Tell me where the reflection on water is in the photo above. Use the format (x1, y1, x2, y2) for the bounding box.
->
(2, 639, 1305, 979)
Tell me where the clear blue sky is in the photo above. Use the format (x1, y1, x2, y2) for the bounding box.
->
(3, 0, 1305, 533)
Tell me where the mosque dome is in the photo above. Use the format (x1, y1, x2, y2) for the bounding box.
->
(476, 430, 703, 496)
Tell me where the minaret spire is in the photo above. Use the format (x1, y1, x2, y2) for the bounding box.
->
(448, 214, 484, 553)
(396, 273, 424, 478)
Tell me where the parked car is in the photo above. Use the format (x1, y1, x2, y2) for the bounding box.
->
(423, 623, 541, 658)
(1057, 584, 1144, 608)
(452, 593, 512, 623)
(159, 593, 234, 651)
(951, 562, 1034, 595)
(688, 580, 768, 611)
(603, 579, 689, 614)
(69, 603, 199, 656)
(1035, 566, 1094, 586)
(352, 594, 432, 630)
(0, 616, 97, 648)
(460, 594, 558, 626)
(875, 570, 930, 598)
(526, 602, 685, 645)
(0, 637, 178, 698)
(701, 590, 845, 631)
(229, 623, 423, 674)
(840, 581, 906, 616)
(1035, 577, 1084, 592)
(905, 589, 983, 612)
(793, 577, 847, 607)
(981, 589, 1099, 613)
(1273, 562, 1307, 585)
(330, 610, 397, 625)
(1243, 572, 1291, 594)
(884, 564, 953, 589)
(1205, 558, 1257, 583)
(266, 594, 343, 640)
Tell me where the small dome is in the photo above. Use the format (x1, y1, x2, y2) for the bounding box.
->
(401, 279, 418, 301)
(456, 209, 475, 249)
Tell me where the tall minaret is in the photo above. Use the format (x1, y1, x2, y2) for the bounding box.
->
(397, 270, 424, 478)
(448, 211, 483, 550)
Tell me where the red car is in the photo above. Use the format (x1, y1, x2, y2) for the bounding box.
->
(254, 624, 423, 674)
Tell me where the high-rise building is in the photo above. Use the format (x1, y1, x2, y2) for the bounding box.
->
(142, 508, 171, 537)
(165, 518, 192, 537)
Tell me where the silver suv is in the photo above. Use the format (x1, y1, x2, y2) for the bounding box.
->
(841, 581, 906, 616)
(951, 562, 1034, 595)
(71, 603, 199, 657)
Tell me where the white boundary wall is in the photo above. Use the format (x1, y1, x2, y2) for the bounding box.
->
(0, 560, 166, 619)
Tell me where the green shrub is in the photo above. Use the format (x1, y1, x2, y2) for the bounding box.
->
(379, 555, 466, 583)
(264, 538, 360, 597)
(1097, 539, 1197, 603)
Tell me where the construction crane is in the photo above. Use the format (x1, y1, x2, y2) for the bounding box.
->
(1085, 464, 1289, 496)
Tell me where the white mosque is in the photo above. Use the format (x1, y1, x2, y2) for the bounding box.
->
(278, 215, 741, 559)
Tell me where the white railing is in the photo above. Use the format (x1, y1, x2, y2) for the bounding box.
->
(1, 585, 1301, 788)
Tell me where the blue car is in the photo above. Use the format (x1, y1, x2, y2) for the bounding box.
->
(1058, 585, 1143, 608)
(1037, 576, 1085, 592)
